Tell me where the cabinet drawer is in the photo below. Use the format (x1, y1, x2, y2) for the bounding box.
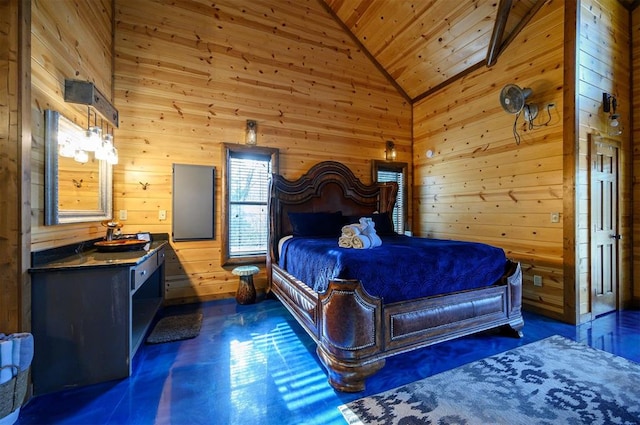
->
(156, 246, 166, 265)
(131, 252, 158, 292)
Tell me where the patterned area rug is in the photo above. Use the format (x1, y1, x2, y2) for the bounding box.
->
(339, 335, 640, 425)
(146, 313, 203, 344)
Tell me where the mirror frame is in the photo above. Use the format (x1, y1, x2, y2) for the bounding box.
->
(44, 109, 113, 225)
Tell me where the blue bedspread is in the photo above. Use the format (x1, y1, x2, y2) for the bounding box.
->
(279, 235, 507, 304)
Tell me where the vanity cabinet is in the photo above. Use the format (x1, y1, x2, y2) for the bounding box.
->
(30, 241, 166, 395)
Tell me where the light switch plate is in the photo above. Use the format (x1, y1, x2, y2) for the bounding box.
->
(550, 212, 560, 223)
(159, 210, 167, 221)
(119, 210, 127, 220)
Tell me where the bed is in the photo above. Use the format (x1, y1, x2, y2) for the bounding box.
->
(267, 161, 524, 392)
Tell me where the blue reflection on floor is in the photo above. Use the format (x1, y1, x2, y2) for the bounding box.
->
(17, 297, 640, 425)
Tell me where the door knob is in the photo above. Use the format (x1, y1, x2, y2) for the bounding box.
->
(610, 234, 622, 240)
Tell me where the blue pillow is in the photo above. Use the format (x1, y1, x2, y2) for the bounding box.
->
(344, 213, 396, 236)
(288, 211, 344, 237)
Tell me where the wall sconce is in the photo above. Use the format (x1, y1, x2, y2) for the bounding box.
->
(245, 120, 257, 145)
(385, 140, 396, 161)
(603, 92, 622, 136)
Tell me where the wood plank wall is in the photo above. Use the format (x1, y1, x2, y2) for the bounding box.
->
(0, 0, 23, 333)
(632, 6, 640, 304)
(413, 0, 634, 322)
(30, 0, 115, 249)
(413, 0, 567, 320)
(577, 0, 632, 317)
(113, 0, 411, 302)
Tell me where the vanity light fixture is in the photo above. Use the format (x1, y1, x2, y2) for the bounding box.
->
(603, 92, 622, 136)
(64, 79, 119, 127)
(64, 79, 120, 164)
(245, 120, 257, 145)
(385, 140, 397, 161)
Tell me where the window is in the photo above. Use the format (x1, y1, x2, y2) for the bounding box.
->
(222, 144, 278, 265)
(373, 160, 408, 234)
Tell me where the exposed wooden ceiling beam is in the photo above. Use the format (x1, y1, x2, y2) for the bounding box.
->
(626, 0, 640, 10)
(486, 0, 512, 67)
(497, 0, 546, 61)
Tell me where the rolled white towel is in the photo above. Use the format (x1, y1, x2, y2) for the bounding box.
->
(359, 217, 382, 247)
(341, 224, 362, 237)
(359, 217, 375, 233)
(0, 339, 14, 384)
(352, 234, 371, 249)
(338, 235, 353, 248)
(8, 333, 33, 372)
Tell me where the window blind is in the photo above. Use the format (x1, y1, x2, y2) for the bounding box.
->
(228, 155, 271, 256)
(377, 169, 405, 233)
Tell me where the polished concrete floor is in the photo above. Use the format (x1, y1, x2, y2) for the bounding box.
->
(17, 297, 640, 425)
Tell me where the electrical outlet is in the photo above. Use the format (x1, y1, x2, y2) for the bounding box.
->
(119, 210, 127, 220)
(550, 212, 560, 223)
(533, 275, 543, 287)
(159, 210, 167, 221)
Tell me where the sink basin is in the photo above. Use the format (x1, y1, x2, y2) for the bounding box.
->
(94, 239, 149, 252)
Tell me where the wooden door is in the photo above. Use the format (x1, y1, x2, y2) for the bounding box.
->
(590, 135, 620, 316)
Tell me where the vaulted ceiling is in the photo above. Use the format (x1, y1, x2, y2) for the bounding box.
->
(322, 0, 638, 103)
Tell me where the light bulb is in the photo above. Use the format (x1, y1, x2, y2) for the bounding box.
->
(608, 114, 622, 136)
(74, 149, 89, 163)
(83, 126, 102, 152)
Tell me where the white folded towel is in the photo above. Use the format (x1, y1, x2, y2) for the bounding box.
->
(8, 333, 33, 372)
(358, 217, 382, 247)
(341, 224, 362, 237)
(0, 339, 14, 384)
(367, 232, 382, 247)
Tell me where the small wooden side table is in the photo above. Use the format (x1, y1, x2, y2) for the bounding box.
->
(232, 265, 259, 305)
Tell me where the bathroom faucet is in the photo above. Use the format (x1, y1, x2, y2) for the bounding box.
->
(102, 221, 122, 241)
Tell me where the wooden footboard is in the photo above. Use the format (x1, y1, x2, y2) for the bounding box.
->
(270, 260, 524, 392)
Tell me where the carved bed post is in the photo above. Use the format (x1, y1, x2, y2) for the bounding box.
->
(316, 279, 386, 392)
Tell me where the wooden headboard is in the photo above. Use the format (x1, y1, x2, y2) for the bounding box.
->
(267, 161, 398, 268)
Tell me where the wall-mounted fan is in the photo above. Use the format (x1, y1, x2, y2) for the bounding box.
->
(499, 84, 538, 120)
(499, 84, 539, 144)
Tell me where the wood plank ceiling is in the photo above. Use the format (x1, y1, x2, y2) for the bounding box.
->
(322, 0, 591, 103)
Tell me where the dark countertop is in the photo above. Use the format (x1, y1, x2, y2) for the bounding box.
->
(30, 235, 169, 272)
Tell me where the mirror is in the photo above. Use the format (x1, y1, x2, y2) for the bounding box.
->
(44, 109, 113, 225)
